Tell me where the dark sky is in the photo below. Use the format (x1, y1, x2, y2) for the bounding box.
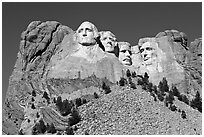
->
(2, 2, 202, 102)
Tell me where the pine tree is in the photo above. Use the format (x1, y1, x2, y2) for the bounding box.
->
(181, 110, 187, 119)
(53, 97, 56, 103)
(166, 90, 174, 105)
(18, 129, 24, 135)
(164, 97, 168, 107)
(61, 99, 71, 116)
(102, 82, 111, 94)
(162, 77, 169, 92)
(169, 104, 177, 111)
(128, 77, 132, 84)
(131, 71, 137, 78)
(171, 85, 180, 97)
(39, 119, 46, 134)
(33, 119, 46, 134)
(143, 72, 149, 84)
(56, 96, 62, 111)
(65, 126, 74, 135)
(157, 91, 164, 102)
(158, 82, 164, 96)
(47, 123, 56, 134)
(153, 85, 158, 95)
(130, 82, 136, 89)
(147, 82, 153, 92)
(190, 91, 202, 112)
(182, 94, 189, 105)
(119, 77, 126, 86)
(75, 98, 82, 107)
(42, 91, 49, 100)
(126, 69, 131, 77)
(85, 130, 89, 135)
(32, 90, 36, 97)
(94, 92, 99, 99)
(82, 98, 87, 104)
(158, 77, 169, 96)
(31, 103, 36, 109)
(69, 108, 81, 126)
(137, 78, 143, 85)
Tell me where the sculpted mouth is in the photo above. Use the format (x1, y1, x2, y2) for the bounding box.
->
(123, 58, 130, 61)
(107, 42, 113, 46)
(144, 57, 150, 61)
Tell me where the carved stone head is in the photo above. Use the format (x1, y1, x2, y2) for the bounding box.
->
(99, 31, 117, 52)
(118, 42, 132, 66)
(75, 21, 99, 46)
(138, 39, 158, 65)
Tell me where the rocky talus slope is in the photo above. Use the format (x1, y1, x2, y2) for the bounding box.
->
(75, 85, 202, 135)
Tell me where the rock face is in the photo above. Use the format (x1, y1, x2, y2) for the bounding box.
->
(2, 21, 124, 135)
(183, 38, 202, 97)
(3, 21, 73, 134)
(134, 30, 202, 99)
(2, 21, 202, 135)
(47, 42, 123, 83)
(137, 36, 185, 85)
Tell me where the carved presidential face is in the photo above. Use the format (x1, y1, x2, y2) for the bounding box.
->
(118, 42, 132, 66)
(140, 42, 157, 65)
(100, 31, 117, 52)
(76, 21, 98, 46)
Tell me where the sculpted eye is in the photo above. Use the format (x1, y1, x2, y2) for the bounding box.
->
(146, 47, 153, 51)
(78, 29, 83, 33)
(120, 50, 126, 53)
(198, 53, 202, 57)
(140, 49, 144, 53)
(129, 51, 132, 55)
(102, 37, 107, 41)
(109, 37, 113, 41)
(86, 28, 93, 32)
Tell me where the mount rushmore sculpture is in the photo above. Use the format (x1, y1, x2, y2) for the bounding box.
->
(2, 21, 202, 135)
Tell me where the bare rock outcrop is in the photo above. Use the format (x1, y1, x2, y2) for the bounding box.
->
(155, 31, 202, 98)
(75, 86, 202, 135)
(2, 21, 124, 135)
(3, 21, 73, 134)
(183, 38, 202, 97)
(2, 22, 201, 135)
(135, 30, 201, 99)
(137, 36, 185, 85)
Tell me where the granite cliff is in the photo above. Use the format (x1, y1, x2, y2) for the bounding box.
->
(2, 21, 202, 135)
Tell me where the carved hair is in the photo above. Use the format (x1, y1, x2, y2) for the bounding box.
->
(138, 37, 157, 50)
(118, 41, 131, 49)
(99, 31, 116, 41)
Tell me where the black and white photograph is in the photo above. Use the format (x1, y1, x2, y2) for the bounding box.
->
(2, 1, 202, 135)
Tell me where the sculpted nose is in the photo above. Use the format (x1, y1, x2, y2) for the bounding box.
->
(144, 54, 147, 58)
(107, 41, 112, 46)
(125, 51, 130, 56)
(82, 30, 87, 36)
